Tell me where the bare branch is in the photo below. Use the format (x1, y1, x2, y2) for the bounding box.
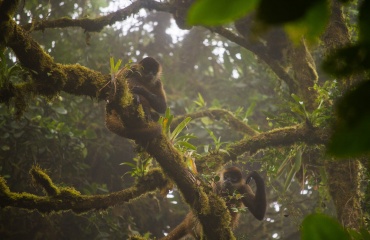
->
(22, 0, 172, 32)
(208, 26, 296, 89)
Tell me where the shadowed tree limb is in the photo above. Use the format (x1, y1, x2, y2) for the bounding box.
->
(0, 167, 170, 213)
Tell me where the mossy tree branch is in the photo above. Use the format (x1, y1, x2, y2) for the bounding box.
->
(142, 134, 235, 239)
(0, 166, 170, 213)
(0, 18, 110, 101)
(197, 124, 330, 173)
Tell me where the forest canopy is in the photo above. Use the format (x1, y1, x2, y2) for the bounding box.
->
(0, 0, 370, 239)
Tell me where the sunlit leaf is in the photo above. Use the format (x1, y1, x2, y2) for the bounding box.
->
(176, 141, 197, 150)
(185, 155, 198, 174)
(187, 0, 258, 26)
(170, 117, 191, 141)
(53, 106, 68, 115)
(301, 214, 350, 240)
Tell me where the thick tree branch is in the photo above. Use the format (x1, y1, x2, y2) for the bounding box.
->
(142, 134, 235, 239)
(0, 18, 110, 104)
(0, 167, 170, 213)
(197, 124, 330, 172)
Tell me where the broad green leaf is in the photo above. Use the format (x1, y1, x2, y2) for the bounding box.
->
(176, 141, 197, 150)
(187, 0, 258, 26)
(120, 162, 136, 167)
(301, 214, 350, 240)
(53, 106, 68, 115)
(170, 117, 191, 141)
(291, 93, 302, 103)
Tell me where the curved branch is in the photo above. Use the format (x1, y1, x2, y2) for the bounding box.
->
(231, 124, 329, 155)
(208, 26, 296, 89)
(22, 0, 172, 32)
(0, 167, 170, 213)
(172, 109, 259, 136)
(197, 124, 330, 172)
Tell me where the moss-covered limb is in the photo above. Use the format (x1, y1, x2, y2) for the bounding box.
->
(172, 109, 259, 136)
(197, 124, 329, 173)
(290, 40, 319, 111)
(21, 0, 171, 32)
(30, 166, 60, 197)
(0, 19, 111, 101)
(0, 168, 170, 213)
(198, 193, 235, 240)
(231, 124, 329, 155)
(143, 134, 235, 239)
(321, 0, 350, 55)
(62, 64, 110, 100)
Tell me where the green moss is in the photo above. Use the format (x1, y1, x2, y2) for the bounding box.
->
(0, 177, 11, 195)
(30, 166, 60, 196)
(9, 191, 39, 201)
(60, 187, 81, 197)
(198, 187, 210, 215)
(119, 78, 133, 107)
(129, 235, 146, 240)
(136, 104, 145, 119)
